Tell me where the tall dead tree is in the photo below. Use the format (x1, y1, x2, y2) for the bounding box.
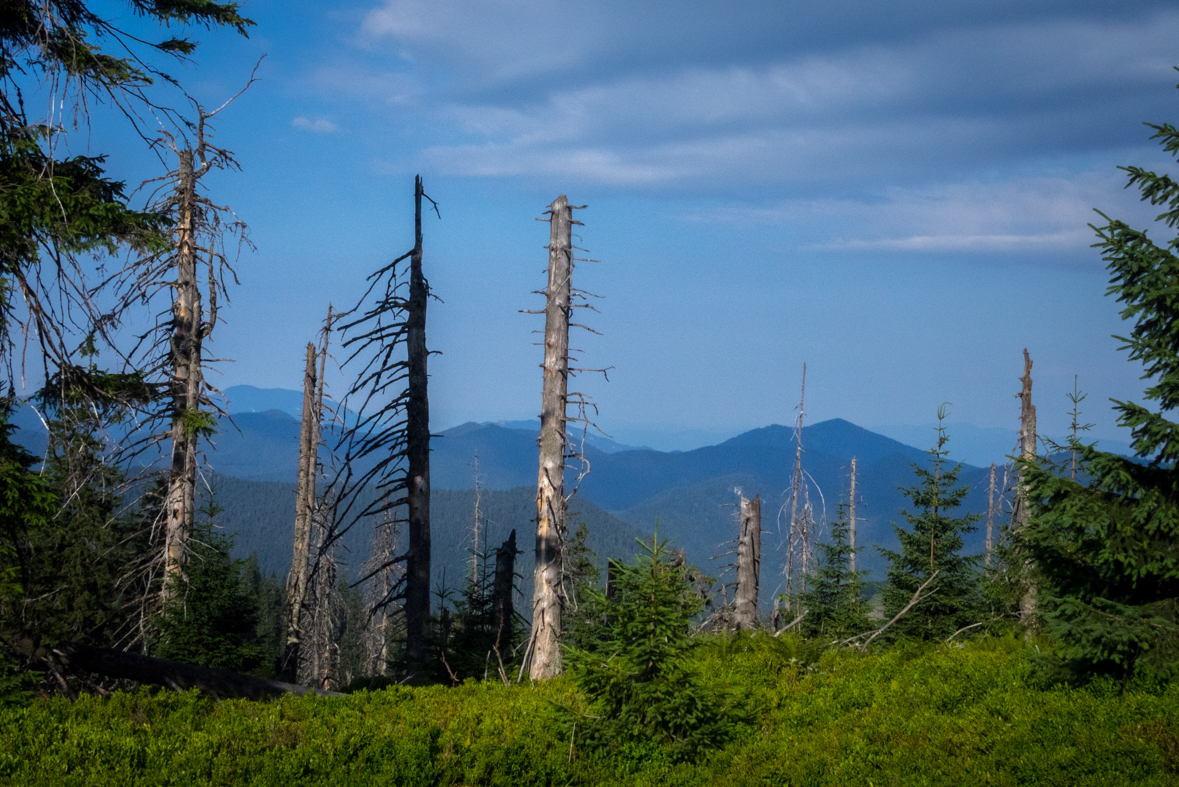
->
(109, 92, 253, 606)
(333, 176, 437, 680)
(528, 195, 575, 680)
(849, 456, 858, 574)
(1013, 348, 1038, 629)
(784, 363, 820, 609)
(161, 147, 202, 597)
(283, 307, 332, 679)
(985, 461, 997, 568)
(734, 493, 762, 631)
(403, 177, 433, 675)
(301, 507, 339, 690)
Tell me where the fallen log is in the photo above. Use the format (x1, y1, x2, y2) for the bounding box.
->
(8, 634, 341, 700)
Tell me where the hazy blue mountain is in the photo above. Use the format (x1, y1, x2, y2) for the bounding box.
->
(205, 476, 644, 609)
(224, 385, 308, 419)
(7, 384, 1015, 587)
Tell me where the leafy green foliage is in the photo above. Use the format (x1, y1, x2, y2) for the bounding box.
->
(879, 411, 983, 641)
(564, 534, 738, 762)
(799, 504, 871, 640)
(0, 638, 1177, 785)
(151, 493, 268, 673)
(1022, 108, 1179, 684)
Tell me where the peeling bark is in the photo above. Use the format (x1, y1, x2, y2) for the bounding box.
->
(734, 493, 761, 631)
(1015, 348, 1038, 629)
(163, 149, 202, 600)
(529, 194, 573, 680)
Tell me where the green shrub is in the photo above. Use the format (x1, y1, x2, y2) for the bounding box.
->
(562, 534, 741, 763)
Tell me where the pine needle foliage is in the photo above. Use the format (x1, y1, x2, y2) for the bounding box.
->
(564, 532, 737, 762)
(800, 503, 870, 640)
(563, 522, 605, 652)
(879, 409, 983, 641)
(1021, 98, 1179, 684)
(151, 493, 268, 673)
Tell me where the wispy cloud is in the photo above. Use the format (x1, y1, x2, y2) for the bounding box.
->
(683, 170, 1162, 258)
(292, 116, 339, 133)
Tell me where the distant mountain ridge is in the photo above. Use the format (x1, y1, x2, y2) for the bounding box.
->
(8, 385, 1013, 581)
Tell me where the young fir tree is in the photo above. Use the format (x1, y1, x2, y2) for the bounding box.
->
(238, 556, 285, 679)
(24, 360, 155, 649)
(447, 546, 502, 681)
(152, 492, 268, 673)
(879, 408, 983, 641)
(564, 533, 736, 762)
(1021, 108, 1179, 684)
(799, 504, 870, 640)
(563, 521, 604, 652)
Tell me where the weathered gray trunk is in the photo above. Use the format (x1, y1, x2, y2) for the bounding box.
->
(529, 195, 573, 680)
(283, 341, 319, 678)
(365, 507, 397, 678)
(404, 175, 432, 675)
(1015, 348, 1038, 629)
(493, 529, 519, 647)
(163, 149, 202, 600)
(734, 493, 761, 631)
(985, 461, 996, 569)
(785, 363, 807, 607)
(301, 509, 337, 689)
(849, 456, 858, 574)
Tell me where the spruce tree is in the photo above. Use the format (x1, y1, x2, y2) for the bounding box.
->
(22, 360, 155, 649)
(1022, 107, 1179, 683)
(879, 408, 983, 641)
(800, 504, 870, 640)
(563, 521, 604, 652)
(152, 492, 267, 673)
(564, 533, 736, 761)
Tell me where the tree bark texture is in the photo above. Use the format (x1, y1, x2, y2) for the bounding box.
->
(529, 194, 573, 680)
(734, 493, 761, 631)
(283, 341, 319, 678)
(163, 149, 202, 600)
(1015, 348, 1038, 628)
(986, 461, 996, 569)
(404, 175, 432, 675)
(849, 456, 858, 574)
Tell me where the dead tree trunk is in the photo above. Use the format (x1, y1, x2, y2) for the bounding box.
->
(404, 175, 433, 676)
(283, 341, 319, 678)
(849, 456, 858, 574)
(162, 149, 202, 600)
(734, 493, 761, 631)
(364, 504, 398, 678)
(529, 194, 574, 680)
(785, 363, 809, 608)
(1014, 348, 1038, 629)
(301, 508, 338, 690)
(985, 461, 996, 569)
(493, 529, 520, 647)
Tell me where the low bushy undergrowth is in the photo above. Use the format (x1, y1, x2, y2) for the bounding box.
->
(1, 636, 1176, 785)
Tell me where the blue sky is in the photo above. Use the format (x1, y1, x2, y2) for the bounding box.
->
(62, 0, 1179, 451)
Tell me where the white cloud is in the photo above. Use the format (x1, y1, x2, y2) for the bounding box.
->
(685, 170, 1164, 258)
(292, 116, 339, 133)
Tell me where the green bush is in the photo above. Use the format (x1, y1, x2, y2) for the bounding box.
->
(0, 637, 1176, 785)
(562, 534, 741, 763)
